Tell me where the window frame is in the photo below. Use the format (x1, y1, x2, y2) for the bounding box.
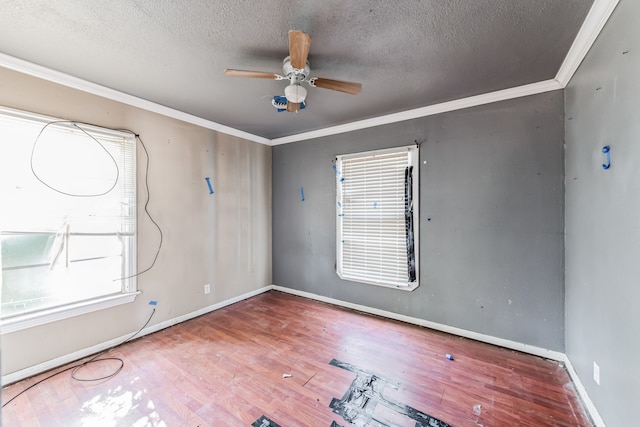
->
(0, 106, 139, 334)
(335, 145, 420, 291)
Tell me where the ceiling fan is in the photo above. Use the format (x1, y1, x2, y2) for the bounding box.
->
(224, 30, 362, 113)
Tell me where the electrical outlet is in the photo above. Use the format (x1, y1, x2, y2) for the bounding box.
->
(204, 283, 211, 294)
(593, 361, 600, 385)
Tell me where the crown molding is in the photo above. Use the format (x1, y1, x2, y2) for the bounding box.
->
(0, 52, 270, 145)
(271, 79, 563, 145)
(0, 0, 618, 147)
(555, 0, 620, 87)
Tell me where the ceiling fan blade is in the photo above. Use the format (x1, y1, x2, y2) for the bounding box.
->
(224, 69, 280, 79)
(286, 101, 301, 113)
(311, 77, 362, 95)
(289, 30, 311, 69)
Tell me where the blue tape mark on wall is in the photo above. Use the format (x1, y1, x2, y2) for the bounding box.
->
(337, 201, 342, 207)
(301, 186, 305, 201)
(205, 177, 214, 194)
(339, 177, 345, 183)
(333, 164, 341, 175)
(602, 145, 611, 169)
(338, 213, 344, 217)
(373, 201, 378, 208)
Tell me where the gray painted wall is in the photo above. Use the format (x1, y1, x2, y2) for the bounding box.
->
(565, 1, 640, 425)
(273, 91, 565, 351)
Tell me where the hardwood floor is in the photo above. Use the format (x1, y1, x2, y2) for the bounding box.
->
(2, 290, 592, 426)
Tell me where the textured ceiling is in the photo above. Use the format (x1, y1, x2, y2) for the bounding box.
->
(0, 0, 594, 140)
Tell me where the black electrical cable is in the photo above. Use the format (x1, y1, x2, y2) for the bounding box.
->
(114, 133, 163, 281)
(28, 119, 163, 281)
(2, 307, 156, 408)
(30, 121, 120, 197)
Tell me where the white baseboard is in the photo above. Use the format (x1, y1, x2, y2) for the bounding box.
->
(563, 356, 607, 427)
(272, 285, 565, 361)
(1, 285, 272, 385)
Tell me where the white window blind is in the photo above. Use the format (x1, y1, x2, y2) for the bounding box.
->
(0, 106, 137, 321)
(336, 146, 418, 289)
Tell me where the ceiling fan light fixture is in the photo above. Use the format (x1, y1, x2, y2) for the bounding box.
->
(284, 84, 307, 103)
(224, 30, 361, 112)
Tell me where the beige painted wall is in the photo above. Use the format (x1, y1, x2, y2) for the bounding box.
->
(0, 67, 272, 375)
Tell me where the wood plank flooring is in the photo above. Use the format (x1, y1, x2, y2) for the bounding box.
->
(2, 290, 592, 426)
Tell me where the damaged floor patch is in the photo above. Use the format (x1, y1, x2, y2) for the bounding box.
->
(329, 359, 452, 427)
(252, 415, 282, 427)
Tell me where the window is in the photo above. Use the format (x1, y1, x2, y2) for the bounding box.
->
(0, 106, 137, 332)
(336, 145, 419, 290)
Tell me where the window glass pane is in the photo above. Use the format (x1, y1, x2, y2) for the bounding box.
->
(0, 106, 136, 319)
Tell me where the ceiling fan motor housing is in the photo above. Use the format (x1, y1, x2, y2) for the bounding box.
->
(283, 56, 310, 84)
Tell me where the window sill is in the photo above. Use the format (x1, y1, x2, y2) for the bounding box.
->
(1, 292, 140, 335)
(366, 281, 420, 292)
(339, 274, 420, 292)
